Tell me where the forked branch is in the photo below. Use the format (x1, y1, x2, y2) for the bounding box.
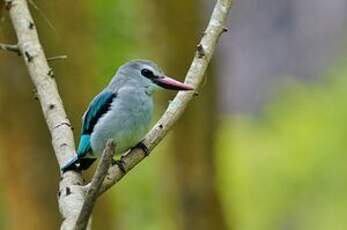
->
(5, 0, 233, 229)
(94, 0, 233, 196)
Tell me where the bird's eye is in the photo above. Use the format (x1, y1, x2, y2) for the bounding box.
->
(141, 69, 154, 78)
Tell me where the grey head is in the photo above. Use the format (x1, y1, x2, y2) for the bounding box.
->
(108, 59, 193, 94)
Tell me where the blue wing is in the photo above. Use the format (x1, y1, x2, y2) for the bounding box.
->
(82, 90, 116, 135)
(61, 90, 116, 172)
(77, 90, 116, 157)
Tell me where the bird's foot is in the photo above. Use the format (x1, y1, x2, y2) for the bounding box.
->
(132, 142, 149, 157)
(112, 159, 126, 174)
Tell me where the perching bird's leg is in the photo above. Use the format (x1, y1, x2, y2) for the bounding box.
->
(112, 159, 126, 173)
(132, 142, 149, 156)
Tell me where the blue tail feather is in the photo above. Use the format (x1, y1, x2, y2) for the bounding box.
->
(77, 134, 92, 157)
(61, 134, 95, 172)
(61, 155, 80, 172)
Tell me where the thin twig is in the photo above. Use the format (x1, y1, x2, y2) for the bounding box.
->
(28, 0, 58, 35)
(96, 0, 233, 195)
(75, 140, 115, 230)
(47, 55, 68, 62)
(0, 42, 20, 55)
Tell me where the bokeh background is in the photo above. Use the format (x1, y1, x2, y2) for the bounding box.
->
(1, 0, 347, 229)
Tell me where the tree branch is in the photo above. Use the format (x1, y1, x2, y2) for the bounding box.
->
(74, 140, 115, 230)
(96, 0, 233, 195)
(5, 0, 85, 229)
(0, 42, 20, 55)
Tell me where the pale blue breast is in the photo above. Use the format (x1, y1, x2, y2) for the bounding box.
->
(90, 86, 153, 156)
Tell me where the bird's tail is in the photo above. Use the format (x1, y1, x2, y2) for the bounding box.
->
(61, 155, 96, 173)
(61, 135, 96, 172)
(61, 155, 80, 172)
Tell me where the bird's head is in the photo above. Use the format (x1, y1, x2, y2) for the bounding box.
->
(117, 60, 194, 93)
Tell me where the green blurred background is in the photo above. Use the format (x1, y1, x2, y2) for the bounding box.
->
(1, 0, 347, 229)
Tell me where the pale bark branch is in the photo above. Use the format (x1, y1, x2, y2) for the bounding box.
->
(74, 140, 115, 230)
(96, 0, 233, 195)
(0, 42, 20, 54)
(5, 0, 85, 229)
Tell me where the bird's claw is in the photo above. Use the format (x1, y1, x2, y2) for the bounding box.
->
(133, 142, 149, 157)
(112, 159, 126, 174)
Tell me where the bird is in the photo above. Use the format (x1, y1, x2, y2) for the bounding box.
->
(61, 59, 193, 172)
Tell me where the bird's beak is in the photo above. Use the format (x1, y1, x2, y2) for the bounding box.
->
(154, 76, 194, 90)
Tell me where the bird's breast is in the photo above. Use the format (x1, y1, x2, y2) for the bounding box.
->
(90, 90, 153, 155)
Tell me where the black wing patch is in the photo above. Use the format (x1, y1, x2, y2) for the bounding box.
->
(82, 91, 117, 135)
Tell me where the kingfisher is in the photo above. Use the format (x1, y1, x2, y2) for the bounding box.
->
(61, 60, 193, 172)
